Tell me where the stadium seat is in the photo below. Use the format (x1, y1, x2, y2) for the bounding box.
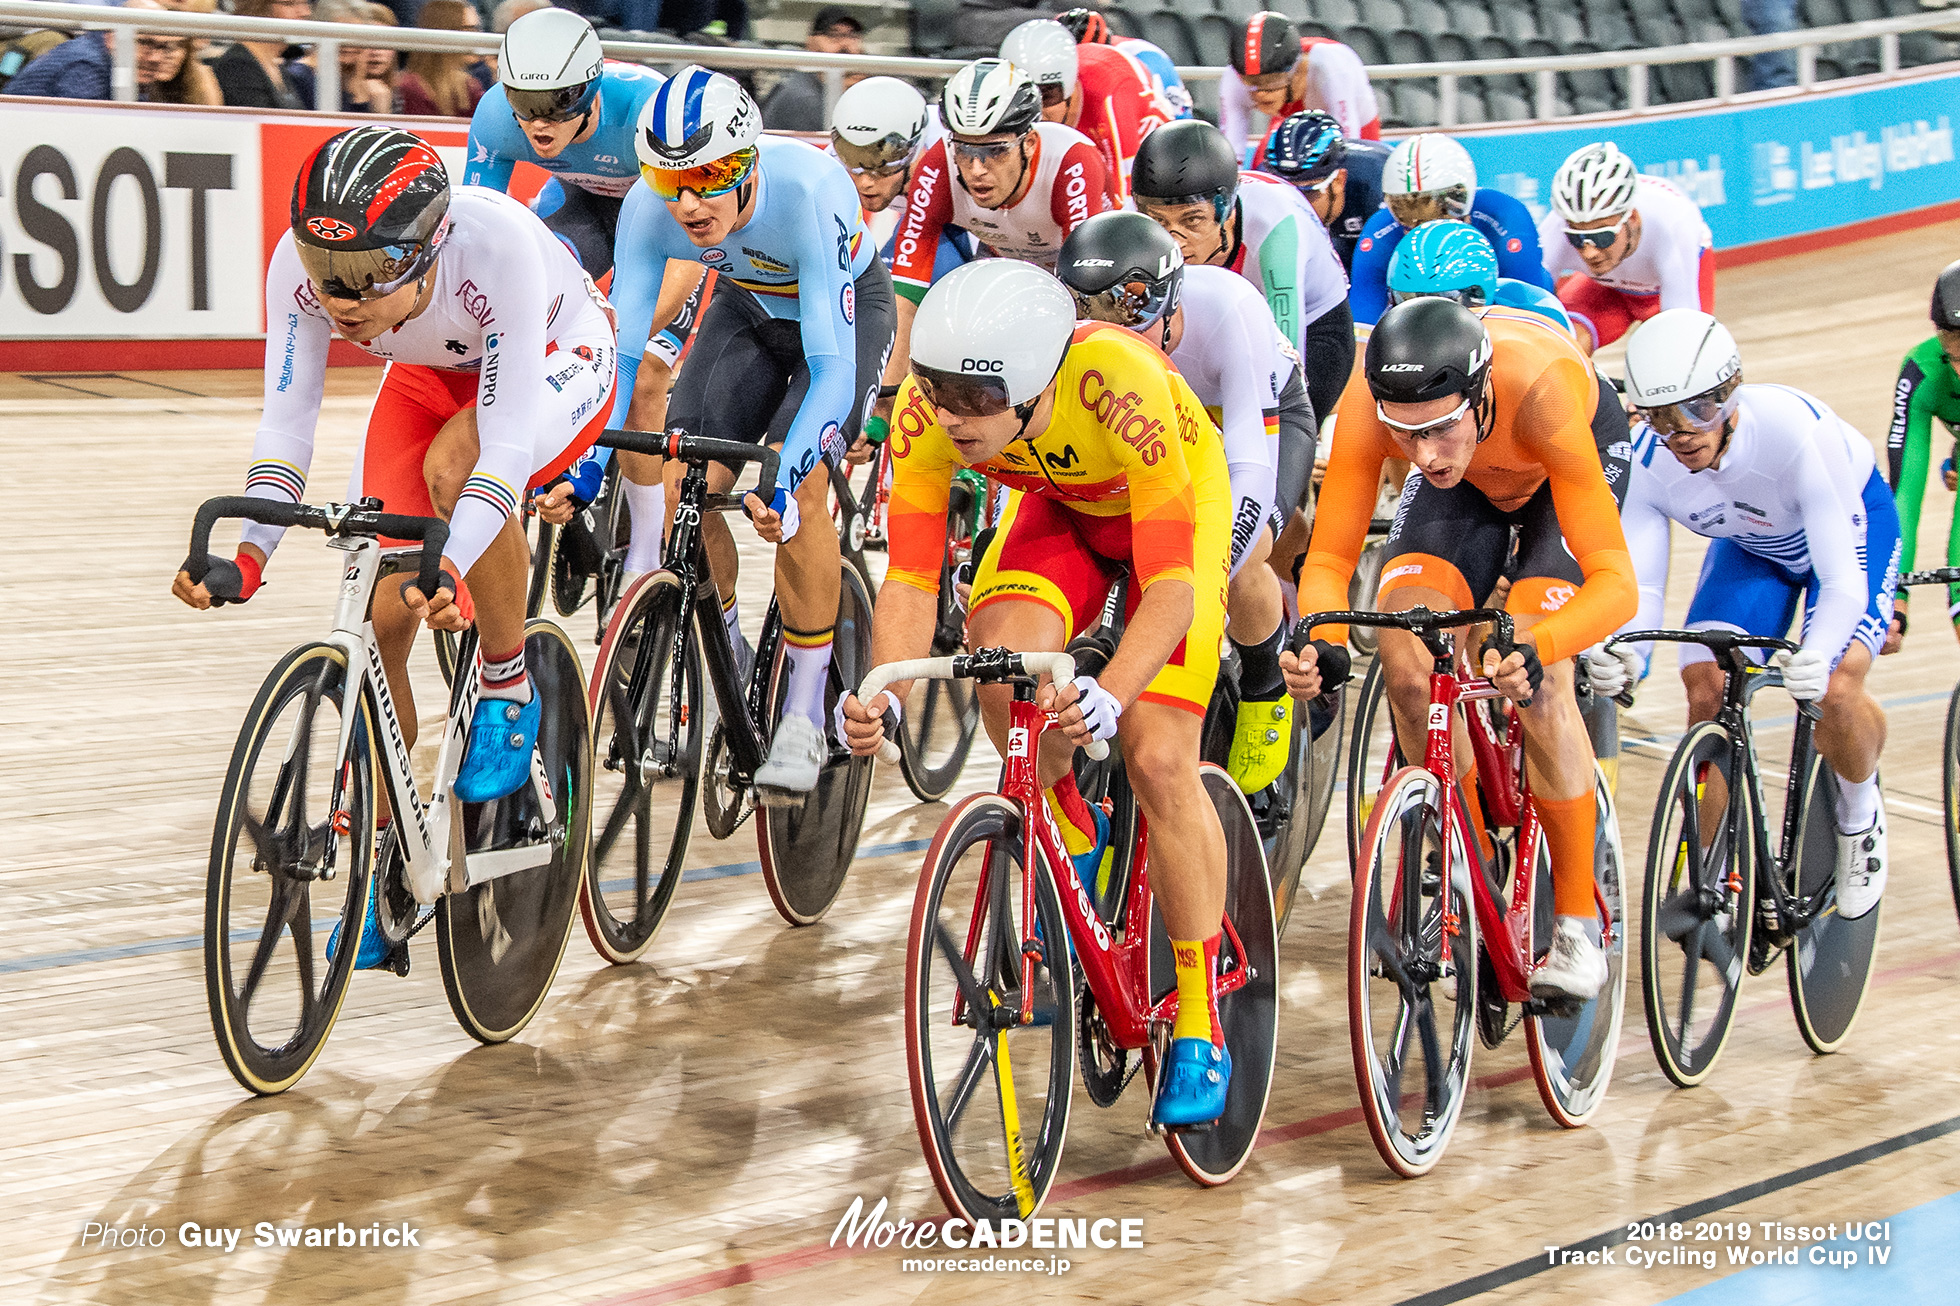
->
(1634, 13, 1687, 47)
(1713, 0, 1746, 28)
(1540, 7, 1588, 47)
(1385, 28, 1433, 62)
(1216, 0, 1266, 23)
(1396, 80, 1439, 124)
(1359, 0, 1408, 29)
(1318, 0, 1364, 28)
(1588, 9, 1641, 50)
(1800, 0, 1847, 25)
(1670, 0, 1718, 22)
(1443, 0, 1496, 39)
(1523, 36, 1559, 60)
(1813, 55, 1844, 79)
(1476, 33, 1518, 60)
(1484, 85, 1532, 119)
(1498, 6, 1541, 41)
(1653, 58, 1714, 101)
(1453, 82, 1490, 123)
(1401, 0, 1446, 30)
(1299, 19, 1340, 40)
(1837, 0, 1881, 18)
(910, 0, 962, 56)
(1432, 32, 1473, 61)
(1104, 7, 1145, 39)
(1144, 11, 1201, 63)
(1194, 13, 1238, 66)
(1343, 24, 1389, 63)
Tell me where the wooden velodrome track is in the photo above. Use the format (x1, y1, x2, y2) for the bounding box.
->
(5, 222, 1960, 1306)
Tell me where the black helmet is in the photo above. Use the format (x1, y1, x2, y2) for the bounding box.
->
(1231, 11, 1301, 77)
(1263, 110, 1346, 186)
(1056, 6, 1111, 43)
(1058, 211, 1184, 329)
(1934, 258, 1960, 331)
(292, 126, 451, 301)
(1132, 119, 1241, 221)
(1365, 297, 1494, 406)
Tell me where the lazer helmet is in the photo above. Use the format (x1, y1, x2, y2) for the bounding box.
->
(831, 76, 930, 175)
(1932, 258, 1960, 331)
(1057, 210, 1185, 332)
(1365, 297, 1497, 440)
(498, 8, 604, 123)
(1388, 220, 1499, 310)
(291, 126, 451, 301)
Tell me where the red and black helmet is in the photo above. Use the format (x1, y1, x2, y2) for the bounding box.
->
(291, 126, 452, 301)
(1231, 11, 1302, 78)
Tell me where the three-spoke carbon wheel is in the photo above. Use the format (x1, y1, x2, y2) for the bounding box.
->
(205, 642, 377, 1096)
(757, 562, 878, 925)
(905, 793, 1075, 1227)
(1348, 766, 1477, 1177)
(581, 572, 704, 963)
(1947, 683, 1960, 928)
(1639, 721, 1754, 1088)
(436, 620, 592, 1043)
(1347, 656, 1403, 874)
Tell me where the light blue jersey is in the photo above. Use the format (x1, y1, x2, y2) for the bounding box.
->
(1350, 187, 1554, 325)
(464, 63, 664, 200)
(611, 134, 874, 497)
(1491, 278, 1571, 332)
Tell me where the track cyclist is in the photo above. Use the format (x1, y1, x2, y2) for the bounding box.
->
(1130, 118, 1352, 431)
(1388, 218, 1574, 333)
(1057, 210, 1314, 794)
(828, 76, 938, 253)
(1219, 10, 1380, 162)
(1001, 17, 1173, 207)
(1541, 141, 1714, 354)
(1883, 259, 1960, 651)
(610, 66, 896, 795)
(882, 58, 1108, 411)
(1283, 297, 1638, 998)
(840, 259, 1238, 1124)
(1260, 109, 1391, 274)
(170, 125, 618, 869)
(1610, 310, 1899, 918)
(465, 7, 700, 552)
(1349, 132, 1553, 327)
(1055, 6, 1193, 121)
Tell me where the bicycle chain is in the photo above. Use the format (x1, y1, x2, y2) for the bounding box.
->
(1077, 988, 1139, 1107)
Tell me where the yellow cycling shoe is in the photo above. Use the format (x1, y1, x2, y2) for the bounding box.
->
(1226, 696, 1292, 794)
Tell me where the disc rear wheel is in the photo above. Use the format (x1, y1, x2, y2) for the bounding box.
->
(1787, 757, 1881, 1054)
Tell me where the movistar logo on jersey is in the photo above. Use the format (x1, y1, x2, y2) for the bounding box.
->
(1044, 445, 1080, 470)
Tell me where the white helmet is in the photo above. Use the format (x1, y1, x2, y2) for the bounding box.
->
(635, 65, 762, 172)
(1622, 309, 1743, 432)
(1002, 18, 1079, 98)
(940, 58, 1044, 139)
(1379, 134, 1473, 218)
(1552, 141, 1640, 224)
(912, 260, 1077, 411)
(831, 76, 930, 173)
(499, 8, 604, 121)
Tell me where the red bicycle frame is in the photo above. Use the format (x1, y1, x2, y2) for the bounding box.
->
(952, 695, 1252, 1048)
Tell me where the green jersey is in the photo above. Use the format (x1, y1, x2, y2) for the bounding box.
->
(1885, 335, 1960, 618)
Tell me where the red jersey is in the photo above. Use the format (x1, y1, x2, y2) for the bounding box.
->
(1072, 43, 1172, 208)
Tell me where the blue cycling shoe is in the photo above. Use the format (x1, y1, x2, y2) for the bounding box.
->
(326, 885, 392, 971)
(454, 693, 540, 804)
(1152, 1038, 1232, 1128)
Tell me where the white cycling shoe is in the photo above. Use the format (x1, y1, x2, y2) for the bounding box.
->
(1834, 804, 1888, 920)
(1530, 917, 1608, 1002)
(753, 714, 825, 797)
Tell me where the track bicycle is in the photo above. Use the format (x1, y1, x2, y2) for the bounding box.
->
(433, 504, 558, 685)
(873, 649, 1279, 1225)
(830, 432, 986, 803)
(1311, 606, 1627, 1178)
(576, 430, 876, 959)
(1898, 566, 1960, 926)
(186, 497, 592, 1096)
(1608, 627, 1881, 1087)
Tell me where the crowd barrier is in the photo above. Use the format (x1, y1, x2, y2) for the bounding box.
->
(0, 62, 1954, 367)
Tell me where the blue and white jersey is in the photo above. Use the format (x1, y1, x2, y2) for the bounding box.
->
(1489, 277, 1571, 332)
(1619, 384, 1883, 665)
(1348, 187, 1553, 326)
(611, 134, 874, 496)
(464, 63, 665, 200)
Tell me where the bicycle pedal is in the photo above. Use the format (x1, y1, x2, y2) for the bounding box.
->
(754, 785, 808, 810)
(382, 940, 412, 977)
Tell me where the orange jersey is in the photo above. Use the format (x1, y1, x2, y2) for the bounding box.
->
(1303, 307, 1637, 663)
(887, 323, 1228, 596)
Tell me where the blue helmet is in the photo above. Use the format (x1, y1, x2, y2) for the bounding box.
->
(1387, 219, 1499, 310)
(1262, 110, 1345, 186)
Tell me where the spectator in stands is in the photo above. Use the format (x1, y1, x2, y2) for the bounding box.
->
(1219, 11, 1378, 164)
(4, 0, 182, 101)
(359, 2, 402, 101)
(615, 0, 748, 37)
(286, 0, 395, 109)
(1741, 0, 1798, 90)
(397, 0, 486, 115)
(214, 0, 311, 108)
(759, 6, 864, 131)
(141, 27, 224, 102)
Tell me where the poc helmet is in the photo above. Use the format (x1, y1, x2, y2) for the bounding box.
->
(1365, 298, 1497, 438)
(1056, 6, 1112, 44)
(831, 76, 930, 174)
(1931, 258, 1960, 331)
(1384, 133, 1477, 226)
(941, 58, 1043, 138)
(1001, 18, 1079, 100)
(1262, 110, 1346, 187)
(292, 126, 451, 301)
(1622, 309, 1743, 435)
(1551, 141, 1640, 225)
(498, 7, 604, 122)
(637, 65, 762, 170)
(1058, 210, 1185, 335)
(911, 260, 1077, 418)
(1388, 220, 1499, 310)
(1132, 119, 1242, 224)
(1232, 11, 1302, 77)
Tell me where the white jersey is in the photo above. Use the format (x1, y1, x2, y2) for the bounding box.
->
(1539, 173, 1712, 302)
(1230, 172, 1350, 343)
(1171, 264, 1299, 569)
(1619, 384, 1876, 662)
(246, 187, 615, 573)
(1218, 39, 1380, 158)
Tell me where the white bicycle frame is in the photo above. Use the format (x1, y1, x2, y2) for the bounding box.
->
(321, 535, 559, 905)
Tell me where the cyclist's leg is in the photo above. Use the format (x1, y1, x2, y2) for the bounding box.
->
(1225, 379, 1304, 789)
(1556, 277, 1636, 355)
(1299, 299, 1355, 433)
(1679, 538, 1802, 725)
(536, 182, 621, 282)
(620, 263, 714, 574)
(1808, 470, 1897, 838)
